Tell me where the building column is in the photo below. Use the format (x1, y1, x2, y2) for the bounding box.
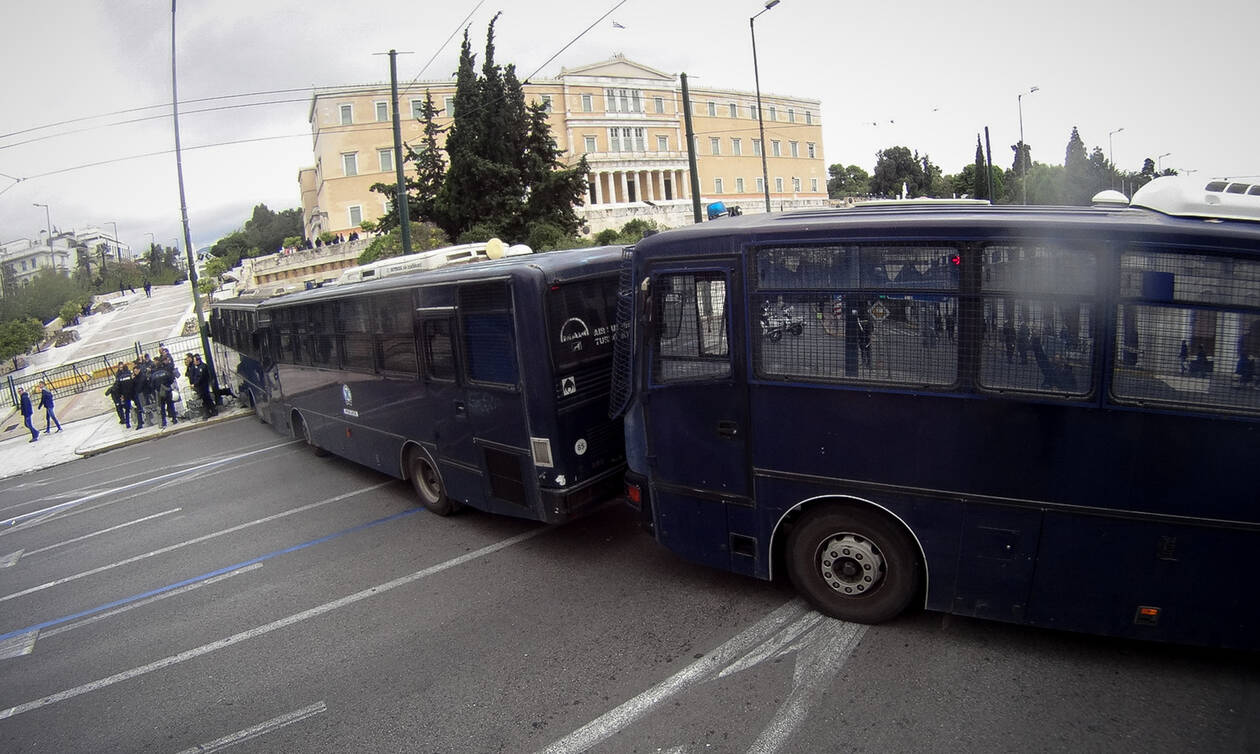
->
(592, 171, 604, 205)
(619, 171, 629, 205)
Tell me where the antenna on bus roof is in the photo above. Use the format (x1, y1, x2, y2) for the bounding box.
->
(1130, 174, 1260, 222)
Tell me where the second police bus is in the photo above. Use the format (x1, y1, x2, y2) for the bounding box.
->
(613, 175, 1260, 649)
(210, 244, 626, 524)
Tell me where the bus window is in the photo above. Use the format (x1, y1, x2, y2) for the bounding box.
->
(460, 282, 518, 387)
(421, 318, 457, 381)
(652, 272, 730, 383)
(373, 291, 417, 375)
(753, 243, 959, 387)
(337, 297, 374, 372)
(1112, 248, 1260, 415)
(548, 277, 619, 373)
(977, 243, 1098, 397)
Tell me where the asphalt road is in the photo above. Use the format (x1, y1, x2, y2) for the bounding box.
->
(1, 418, 1257, 752)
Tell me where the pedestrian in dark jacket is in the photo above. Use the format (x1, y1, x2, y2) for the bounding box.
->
(37, 382, 62, 432)
(18, 386, 39, 442)
(192, 354, 217, 418)
(151, 359, 179, 427)
(114, 362, 142, 429)
(105, 377, 126, 424)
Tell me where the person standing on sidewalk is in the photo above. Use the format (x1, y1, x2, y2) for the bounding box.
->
(18, 386, 39, 442)
(192, 354, 217, 418)
(37, 382, 62, 433)
(151, 357, 179, 427)
(114, 362, 142, 429)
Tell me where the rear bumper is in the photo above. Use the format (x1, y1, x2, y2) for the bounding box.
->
(539, 465, 626, 523)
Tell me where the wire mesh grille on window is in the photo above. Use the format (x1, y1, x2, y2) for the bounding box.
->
(1112, 248, 1260, 414)
(754, 244, 962, 387)
(653, 273, 730, 383)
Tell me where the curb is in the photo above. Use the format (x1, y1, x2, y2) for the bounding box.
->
(75, 408, 252, 458)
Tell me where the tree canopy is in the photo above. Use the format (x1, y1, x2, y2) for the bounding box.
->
(209, 204, 304, 265)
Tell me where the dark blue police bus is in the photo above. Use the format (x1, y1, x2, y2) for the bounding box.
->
(211, 245, 626, 523)
(613, 176, 1260, 649)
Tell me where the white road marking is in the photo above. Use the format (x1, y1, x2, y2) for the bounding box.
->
(173, 701, 328, 753)
(0, 443, 290, 531)
(21, 508, 181, 559)
(540, 602, 868, 754)
(0, 550, 22, 569)
(0, 526, 548, 720)
(0, 481, 392, 604)
(0, 631, 38, 660)
(39, 564, 264, 641)
(746, 620, 866, 754)
(538, 600, 811, 754)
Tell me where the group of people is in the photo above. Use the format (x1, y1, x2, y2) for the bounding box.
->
(106, 349, 218, 431)
(17, 382, 61, 443)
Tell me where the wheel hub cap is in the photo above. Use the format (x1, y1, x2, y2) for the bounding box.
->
(819, 533, 884, 595)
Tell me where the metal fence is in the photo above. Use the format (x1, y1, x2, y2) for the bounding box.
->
(5, 333, 207, 408)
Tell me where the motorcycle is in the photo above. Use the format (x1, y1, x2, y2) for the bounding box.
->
(761, 302, 805, 341)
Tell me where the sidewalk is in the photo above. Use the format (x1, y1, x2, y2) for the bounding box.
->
(0, 395, 250, 482)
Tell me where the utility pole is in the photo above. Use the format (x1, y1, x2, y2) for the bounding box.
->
(171, 0, 218, 400)
(680, 73, 702, 224)
(378, 49, 414, 255)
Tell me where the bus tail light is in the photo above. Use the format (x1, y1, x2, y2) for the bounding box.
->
(625, 481, 642, 509)
(1134, 606, 1161, 626)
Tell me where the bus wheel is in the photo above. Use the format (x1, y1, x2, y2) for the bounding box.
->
(409, 452, 455, 516)
(786, 505, 919, 624)
(294, 414, 329, 457)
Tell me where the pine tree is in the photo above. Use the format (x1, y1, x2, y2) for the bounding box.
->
(973, 135, 987, 200)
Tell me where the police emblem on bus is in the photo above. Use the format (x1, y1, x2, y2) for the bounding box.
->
(562, 376, 577, 396)
(342, 384, 353, 407)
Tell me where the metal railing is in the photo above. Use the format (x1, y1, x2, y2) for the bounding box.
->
(6, 333, 205, 408)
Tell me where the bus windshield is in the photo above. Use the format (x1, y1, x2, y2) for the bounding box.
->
(548, 277, 620, 373)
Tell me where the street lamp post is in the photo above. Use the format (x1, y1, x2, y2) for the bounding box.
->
(1017, 86, 1039, 204)
(1158, 152, 1171, 172)
(751, 0, 780, 213)
(1108, 127, 1125, 167)
(32, 202, 52, 251)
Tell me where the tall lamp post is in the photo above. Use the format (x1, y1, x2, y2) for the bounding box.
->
(1017, 86, 1039, 204)
(33, 202, 52, 251)
(1108, 127, 1124, 166)
(1158, 152, 1171, 172)
(751, 0, 780, 213)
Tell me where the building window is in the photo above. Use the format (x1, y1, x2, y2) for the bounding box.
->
(342, 152, 358, 177)
(750, 104, 758, 120)
(753, 139, 762, 157)
(793, 177, 801, 192)
(657, 135, 669, 151)
(726, 103, 736, 119)
(768, 105, 777, 122)
(584, 135, 597, 153)
(703, 101, 713, 117)
(378, 148, 394, 173)
(787, 108, 795, 123)
(582, 93, 593, 112)
(375, 102, 389, 122)
(736, 177, 745, 193)
(348, 205, 363, 227)
(444, 96, 455, 117)
(710, 137, 721, 155)
(410, 99, 424, 119)
(807, 142, 817, 159)
(654, 96, 664, 114)
(541, 94, 553, 112)
(731, 138, 742, 156)
(790, 141, 799, 158)
(756, 176, 765, 193)
(339, 104, 353, 126)
(811, 178, 819, 192)
(775, 177, 784, 192)
(806, 110, 813, 125)
(605, 88, 642, 114)
(771, 140, 782, 157)
(609, 127, 646, 152)
(714, 177, 724, 194)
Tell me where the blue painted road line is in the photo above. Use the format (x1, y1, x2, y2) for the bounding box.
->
(0, 507, 421, 644)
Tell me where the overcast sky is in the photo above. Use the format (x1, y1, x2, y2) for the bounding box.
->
(3, 0, 1256, 253)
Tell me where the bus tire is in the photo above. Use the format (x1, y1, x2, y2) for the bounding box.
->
(293, 413, 329, 457)
(786, 504, 919, 624)
(408, 451, 455, 516)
